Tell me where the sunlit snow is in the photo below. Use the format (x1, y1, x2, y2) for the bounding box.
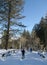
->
(0, 49, 47, 65)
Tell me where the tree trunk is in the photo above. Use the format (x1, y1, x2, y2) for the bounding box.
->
(5, 1, 11, 50)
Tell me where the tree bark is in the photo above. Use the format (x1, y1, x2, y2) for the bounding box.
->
(5, 1, 11, 50)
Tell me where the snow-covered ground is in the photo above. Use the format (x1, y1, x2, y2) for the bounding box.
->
(0, 49, 47, 65)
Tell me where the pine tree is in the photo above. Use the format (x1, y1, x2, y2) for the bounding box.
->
(0, 0, 26, 49)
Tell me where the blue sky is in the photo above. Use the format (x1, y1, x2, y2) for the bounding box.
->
(22, 0, 47, 32)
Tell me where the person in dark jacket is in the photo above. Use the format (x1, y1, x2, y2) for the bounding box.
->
(21, 49, 25, 59)
(30, 47, 32, 52)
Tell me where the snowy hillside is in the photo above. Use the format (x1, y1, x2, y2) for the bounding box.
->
(0, 49, 47, 65)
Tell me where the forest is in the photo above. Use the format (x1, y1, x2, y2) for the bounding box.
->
(0, 0, 47, 51)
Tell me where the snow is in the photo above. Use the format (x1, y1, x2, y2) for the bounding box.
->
(0, 49, 47, 65)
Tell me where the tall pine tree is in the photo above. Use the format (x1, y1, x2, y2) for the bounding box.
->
(0, 0, 26, 49)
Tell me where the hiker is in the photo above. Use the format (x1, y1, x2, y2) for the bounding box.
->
(30, 47, 32, 52)
(21, 49, 25, 59)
